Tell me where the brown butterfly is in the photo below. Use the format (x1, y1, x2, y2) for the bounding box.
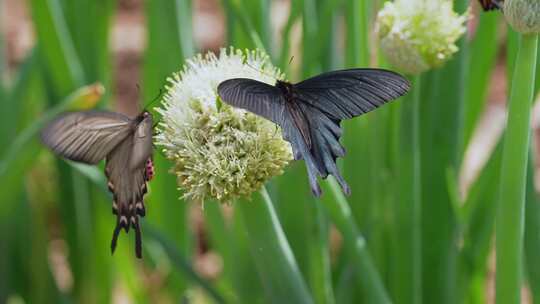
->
(41, 110, 154, 258)
(478, 0, 503, 11)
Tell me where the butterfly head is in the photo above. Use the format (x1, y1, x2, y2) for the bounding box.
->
(136, 110, 153, 123)
(275, 80, 294, 97)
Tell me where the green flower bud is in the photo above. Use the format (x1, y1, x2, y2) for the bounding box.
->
(155, 48, 293, 204)
(376, 0, 468, 75)
(504, 0, 540, 34)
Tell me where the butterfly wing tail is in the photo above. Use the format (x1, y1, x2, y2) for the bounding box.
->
(304, 154, 323, 197)
(110, 213, 144, 258)
(314, 136, 350, 195)
(111, 220, 122, 255)
(134, 218, 143, 258)
(305, 106, 351, 196)
(316, 115, 350, 195)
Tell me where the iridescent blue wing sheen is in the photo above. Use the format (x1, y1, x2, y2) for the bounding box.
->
(294, 68, 410, 120)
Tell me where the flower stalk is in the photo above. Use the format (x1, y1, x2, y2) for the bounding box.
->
(321, 177, 392, 304)
(237, 187, 313, 304)
(496, 33, 538, 304)
(395, 75, 422, 304)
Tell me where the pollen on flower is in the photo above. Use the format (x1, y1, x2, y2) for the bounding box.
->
(155, 48, 292, 203)
(376, 0, 468, 75)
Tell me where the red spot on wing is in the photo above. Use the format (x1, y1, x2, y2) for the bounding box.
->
(145, 158, 155, 181)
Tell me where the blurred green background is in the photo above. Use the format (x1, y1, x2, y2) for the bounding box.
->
(1, 0, 539, 303)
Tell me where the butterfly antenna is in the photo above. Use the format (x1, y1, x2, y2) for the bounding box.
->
(144, 88, 166, 111)
(279, 55, 294, 80)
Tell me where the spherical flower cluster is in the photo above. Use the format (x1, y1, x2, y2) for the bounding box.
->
(376, 0, 468, 75)
(504, 0, 540, 34)
(155, 48, 292, 204)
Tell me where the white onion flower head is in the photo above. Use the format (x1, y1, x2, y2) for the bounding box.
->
(504, 0, 540, 34)
(155, 48, 292, 203)
(376, 0, 468, 75)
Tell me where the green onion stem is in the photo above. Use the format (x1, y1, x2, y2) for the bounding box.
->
(395, 75, 422, 304)
(496, 33, 538, 304)
(322, 177, 392, 304)
(237, 187, 314, 304)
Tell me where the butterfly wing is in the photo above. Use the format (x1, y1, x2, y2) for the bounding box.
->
(130, 112, 153, 170)
(291, 69, 409, 196)
(41, 111, 132, 164)
(106, 133, 152, 258)
(217, 78, 286, 125)
(218, 78, 327, 196)
(293, 68, 410, 120)
(218, 71, 409, 197)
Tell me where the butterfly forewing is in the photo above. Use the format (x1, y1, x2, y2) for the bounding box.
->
(217, 78, 287, 125)
(294, 69, 410, 120)
(41, 111, 133, 164)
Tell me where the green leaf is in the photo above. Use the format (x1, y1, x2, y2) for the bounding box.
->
(29, 0, 85, 96)
(496, 33, 538, 304)
(524, 148, 540, 303)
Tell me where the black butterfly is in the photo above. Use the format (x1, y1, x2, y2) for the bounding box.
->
(478, 0, 503, 11)
(218, 68, 410, 196)
(41, 110, 154, 258)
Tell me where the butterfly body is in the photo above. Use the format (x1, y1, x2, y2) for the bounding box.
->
(218, 68, 410, 196)
(41, 110, 153, 258)
(277, 80, 314, 149)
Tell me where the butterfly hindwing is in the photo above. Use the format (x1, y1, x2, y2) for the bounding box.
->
(106, 133, 149, 258)
(105, 112, 153, 258)
(41, 111, 132, 164)
(294, 68, 410, 120)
